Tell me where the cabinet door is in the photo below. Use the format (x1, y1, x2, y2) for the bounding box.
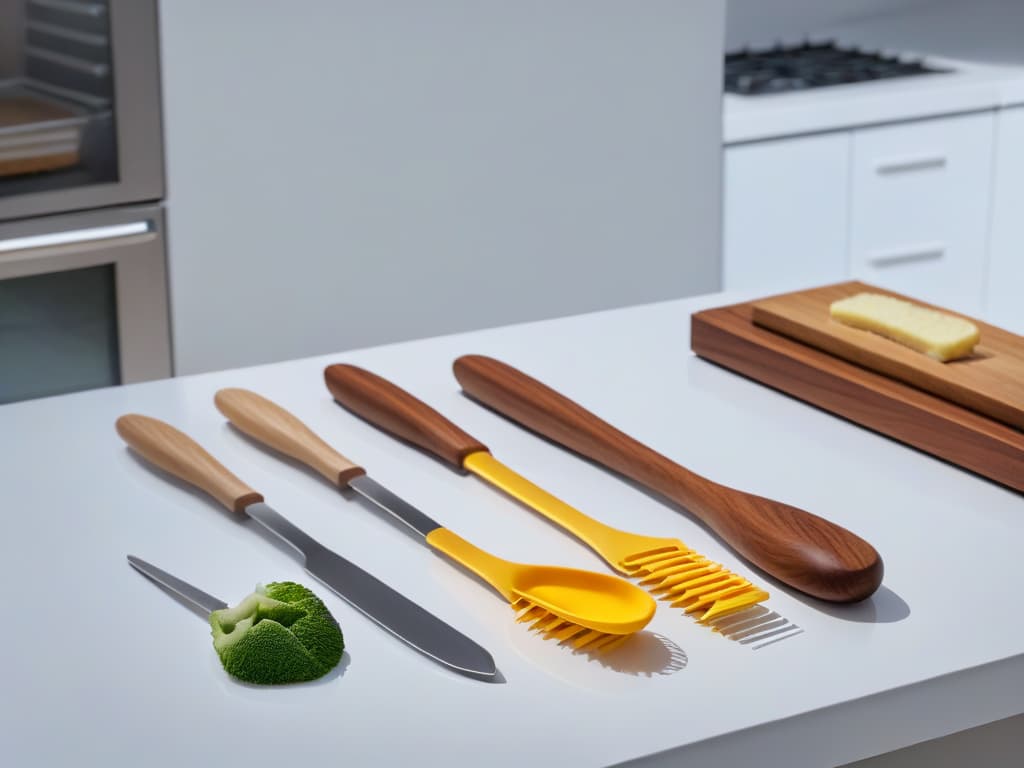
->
(848, 112, 995, 316)
(724, 133, 851, 293)
(986, 108, 1024, 335)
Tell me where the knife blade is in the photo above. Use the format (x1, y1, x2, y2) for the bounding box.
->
(243, 500, 496, 679)
(115, 414, 497, 682)
(127, 554, 228, 614)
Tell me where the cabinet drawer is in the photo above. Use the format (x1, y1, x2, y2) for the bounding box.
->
(848, 112, 994, 316)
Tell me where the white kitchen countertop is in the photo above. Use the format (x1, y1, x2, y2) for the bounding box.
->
(2, 290, 1023, 767)
(724, 48, 1024, 145)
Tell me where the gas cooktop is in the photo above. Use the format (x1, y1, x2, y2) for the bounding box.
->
(725, 41, 949, 96)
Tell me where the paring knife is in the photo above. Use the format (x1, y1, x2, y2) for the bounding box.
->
(127, 554, 228, 614)
(115, 414, 497, 681)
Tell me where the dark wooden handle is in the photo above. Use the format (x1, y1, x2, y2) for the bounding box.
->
(453, 354, 883, 602)
(116, 414, 264, 513)
(324, 364, 488, 467)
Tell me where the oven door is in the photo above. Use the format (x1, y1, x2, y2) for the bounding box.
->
(0, 0, 163, 222)
(0, 203, 170, 403)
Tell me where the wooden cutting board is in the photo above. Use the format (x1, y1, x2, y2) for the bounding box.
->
(750, 282, 1024, 431)
(690, 282, 1024, 494)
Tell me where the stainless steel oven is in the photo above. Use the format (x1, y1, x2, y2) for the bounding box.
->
(0, 204, 170, 403)
(0, 0, 163, 219)
(0, 0, 169, 403)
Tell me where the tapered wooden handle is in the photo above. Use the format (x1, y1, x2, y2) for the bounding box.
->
(214, 388, 366, 486)
(453, 354, 883, 602)
(115, 414, 263, 513)
(324, 364, 488, 468)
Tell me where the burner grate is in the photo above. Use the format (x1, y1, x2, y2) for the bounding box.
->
(725, 41, 948, 95)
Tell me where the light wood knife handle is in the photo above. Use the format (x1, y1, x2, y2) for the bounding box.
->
(453, 354, 884, 603)
(115, 414, 263, 513)
(214, 388, 366, 486)
(324, 363, 488, 468)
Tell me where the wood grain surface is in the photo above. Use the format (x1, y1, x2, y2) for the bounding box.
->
(324, 364, 489, 467)
(214, 388, 366, 486)
(691, 286, 1024, 494)
(115, 414, 264, 513)
(752, 282, 1024, 430)
(454, 355, 883, 603)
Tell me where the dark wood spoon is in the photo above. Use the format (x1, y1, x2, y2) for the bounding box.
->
(453, 354, 883, 603)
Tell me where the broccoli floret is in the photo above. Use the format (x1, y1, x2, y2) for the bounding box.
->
(209, 581, 344, 685)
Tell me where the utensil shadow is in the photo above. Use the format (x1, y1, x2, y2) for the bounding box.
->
(508, 626, 688, 687)
(782, 582, 910, 623)
(596, 631, 688, 676)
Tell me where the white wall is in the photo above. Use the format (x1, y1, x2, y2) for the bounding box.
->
(160, 0, 725, 375)
(726, 0, 935, 50)
(727, 0, 1024, 65)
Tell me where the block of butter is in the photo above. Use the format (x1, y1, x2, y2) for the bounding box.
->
(829, 292, 980, 362)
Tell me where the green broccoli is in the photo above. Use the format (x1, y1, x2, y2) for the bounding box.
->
(209, 581, 344, 685)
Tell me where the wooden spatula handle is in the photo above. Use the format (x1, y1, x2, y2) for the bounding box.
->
(115, 414, 263, 513)
(324, 364, 488, 468)
(214, 388, 366, 486)
(453, 354, 884, 603)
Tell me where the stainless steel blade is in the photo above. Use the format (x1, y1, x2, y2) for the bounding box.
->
(348, 474, 441, 538)
(243, 502, 496, 681)
(127, 555, 228, 614)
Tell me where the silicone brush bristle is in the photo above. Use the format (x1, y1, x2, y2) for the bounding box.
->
(621, 547, 768, 622)
(512, 598, 630, 653)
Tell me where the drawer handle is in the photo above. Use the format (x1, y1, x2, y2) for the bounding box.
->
(867, 243, 945, 267)
(875, 155, 947, 174)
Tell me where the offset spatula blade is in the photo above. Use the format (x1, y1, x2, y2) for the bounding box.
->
(245, 502, 497, 682)
(302, 547, 497, 681)
(127, 555, 228, 614)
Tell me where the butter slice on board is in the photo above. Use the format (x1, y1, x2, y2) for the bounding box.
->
(829, 292, 980, 362)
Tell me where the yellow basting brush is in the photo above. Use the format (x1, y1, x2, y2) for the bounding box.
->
(324, 364, 768, 624)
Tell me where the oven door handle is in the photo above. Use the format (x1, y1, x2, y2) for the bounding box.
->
(0, 221, 153, 258)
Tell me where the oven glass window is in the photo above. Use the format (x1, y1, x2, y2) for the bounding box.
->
(0, 263, 120, 403)
(0, 0, 117, 199)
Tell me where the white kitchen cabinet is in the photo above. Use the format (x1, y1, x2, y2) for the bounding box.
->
(986, 107, 1024, 335)
(724, 111, 999, 318)
(848, 112, 995, 316)
(723, 132, 851, 292)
